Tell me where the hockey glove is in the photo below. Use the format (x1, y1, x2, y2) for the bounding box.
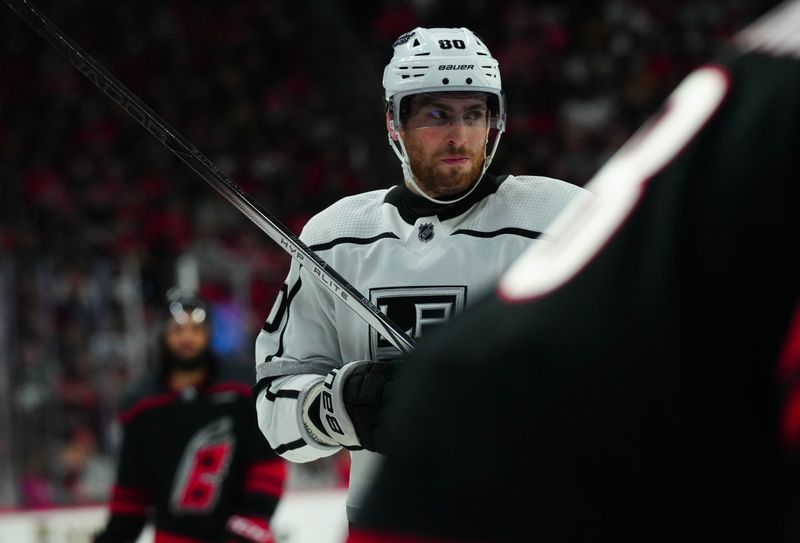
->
(312, 359, 397, 453)
(225, 514, 275, 543)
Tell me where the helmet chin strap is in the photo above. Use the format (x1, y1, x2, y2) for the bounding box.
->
(388, 128, 503, 206)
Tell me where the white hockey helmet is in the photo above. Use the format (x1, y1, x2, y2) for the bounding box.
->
(383, 26, 505, 128)
(382, 27, 507, 203)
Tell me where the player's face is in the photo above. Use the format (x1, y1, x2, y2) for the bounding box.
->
(165, 312, 210, 361)
(400, 93, 490, 198)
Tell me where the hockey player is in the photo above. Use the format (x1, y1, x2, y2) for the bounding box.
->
(346, 2, 800, 541)
(253, 27, 590, 525)
(93, 291, 285, 543)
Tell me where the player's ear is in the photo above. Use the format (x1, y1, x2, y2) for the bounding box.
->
(386, 111, 399, 141)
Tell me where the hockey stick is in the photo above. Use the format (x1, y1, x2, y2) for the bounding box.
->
(4, 0, 415, 354)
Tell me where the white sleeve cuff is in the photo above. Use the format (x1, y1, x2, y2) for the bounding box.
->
(255, 375, 340, 463)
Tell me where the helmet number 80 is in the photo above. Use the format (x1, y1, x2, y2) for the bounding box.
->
(438, 39, 466, 50)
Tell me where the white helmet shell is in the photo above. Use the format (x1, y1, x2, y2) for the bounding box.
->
(383, 27, 504, 127)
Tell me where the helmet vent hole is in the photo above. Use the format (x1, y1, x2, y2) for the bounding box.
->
(442, 78, 449, 84)
(412, 38, 420, 47)
(466, 78, 473, 84)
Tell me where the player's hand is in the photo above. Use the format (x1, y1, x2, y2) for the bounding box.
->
(318, 359, 397, 453)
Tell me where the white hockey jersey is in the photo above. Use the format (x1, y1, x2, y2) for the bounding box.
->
(254, 173, 589, 520)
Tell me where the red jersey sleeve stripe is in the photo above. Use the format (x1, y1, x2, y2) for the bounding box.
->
(154, 530, 207, 543)
(111, 485, 152, 500)
(245, 460, 286, 480)
(778, 298, 800, 449)
(110, 485, 152, 514)
(118, 393, 176, 424)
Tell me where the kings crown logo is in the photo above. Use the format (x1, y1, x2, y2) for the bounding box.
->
(418, 223, 434, 242)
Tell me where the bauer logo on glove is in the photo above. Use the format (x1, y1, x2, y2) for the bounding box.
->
(316, 360, 398, 453)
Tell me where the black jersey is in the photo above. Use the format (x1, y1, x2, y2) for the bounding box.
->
(93, 358, 285, 543)
(348, 3, 800, 542)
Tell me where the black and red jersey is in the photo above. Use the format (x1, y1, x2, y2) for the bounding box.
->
(93, 359, 286, 543)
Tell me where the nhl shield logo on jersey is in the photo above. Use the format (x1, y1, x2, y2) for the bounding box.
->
(418, 222, 434, 242)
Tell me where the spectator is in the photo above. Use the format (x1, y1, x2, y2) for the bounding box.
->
(58, 425, 114, 504)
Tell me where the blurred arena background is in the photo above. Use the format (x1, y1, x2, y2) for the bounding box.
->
(0, 0, 779, 539)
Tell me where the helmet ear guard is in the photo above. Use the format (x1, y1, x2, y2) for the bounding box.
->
(385, 110, 399, 141)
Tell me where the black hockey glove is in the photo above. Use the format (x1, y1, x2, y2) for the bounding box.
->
(315, 359, 397, 454)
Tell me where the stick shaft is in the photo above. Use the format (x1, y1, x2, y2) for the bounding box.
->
(4, 0, 415, 354)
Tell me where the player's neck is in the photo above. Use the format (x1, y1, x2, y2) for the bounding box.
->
(168, 367, 208, 392)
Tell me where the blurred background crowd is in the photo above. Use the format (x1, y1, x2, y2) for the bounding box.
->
(0, 0, 777, 508)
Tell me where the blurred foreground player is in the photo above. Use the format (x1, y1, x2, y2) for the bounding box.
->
(93, 291, 285, 543)
(348, 2, 800, 542)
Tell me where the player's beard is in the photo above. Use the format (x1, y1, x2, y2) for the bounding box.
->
(159, 339, 215, 373)
(406, 140, 485, 199)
